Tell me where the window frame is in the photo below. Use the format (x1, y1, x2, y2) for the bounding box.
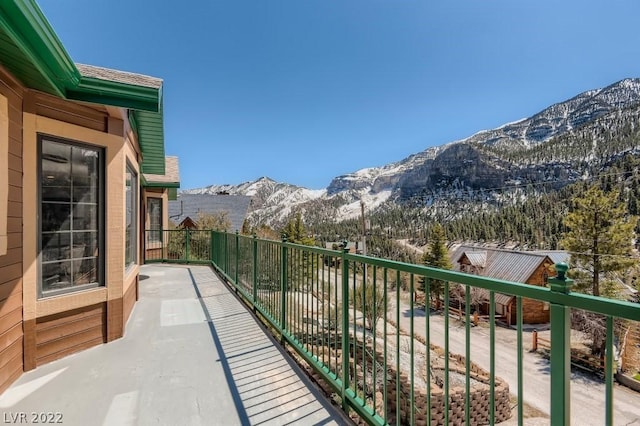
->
(125, 162, 138, 270)
(147, 197, 163, 244)
(37, 134, 105, 298)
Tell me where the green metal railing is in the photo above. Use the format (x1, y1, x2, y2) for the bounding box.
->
(144, 229, 212, 264)
(144, 230, 640, 426)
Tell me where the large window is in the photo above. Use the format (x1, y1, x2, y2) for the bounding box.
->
(147, 197, 162, 243)
(40, 136, 103, 296)
(125, 164, 137, 268)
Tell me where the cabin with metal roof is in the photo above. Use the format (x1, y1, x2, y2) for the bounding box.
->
(168, 193, 252, 232)
(451, 245, 557, 324)
(0, 0, 178, 393)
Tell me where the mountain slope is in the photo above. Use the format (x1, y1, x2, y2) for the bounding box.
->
(184, 78, 640, 228)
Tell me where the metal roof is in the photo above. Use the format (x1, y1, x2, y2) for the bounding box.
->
(0, 0, 166, 174)
(465, 251, 487, 267)
(532, 250, 570, 266)
(169, 194, 252, 233)
(452, 245, 552, 283)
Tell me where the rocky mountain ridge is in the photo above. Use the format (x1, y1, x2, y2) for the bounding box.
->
(183, 78, 640, 228)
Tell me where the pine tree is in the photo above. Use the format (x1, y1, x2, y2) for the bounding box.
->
(560, 185, 637, 297)
(282, 212, 316, 289)
(421, 224, 452, 308)
(283, 212, 314, 245)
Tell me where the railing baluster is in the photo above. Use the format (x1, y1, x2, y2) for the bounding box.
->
(362, 261, 366, 407)
(410, 273, 415, 426)
(425, 276, 431, 426)
(605, 315, 614, 426)
(341, 244, 350, 412)
(395, 270, 400, 426)
(444, 280, 450, 426)
(185, 228, 190, 263)
(517, 295, 523, 426)
(383, 267, 388, 424)
(252, 235, 257, 311)
(372, 265, 378, 415)
(490, 291, 496, 425)
(280, 237, 288, 345)
(234, 230, 239, 285)
(465, 284, 471, 425)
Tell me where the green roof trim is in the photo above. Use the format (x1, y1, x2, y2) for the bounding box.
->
(133, 106, 165, 175)
(0, 0, 79, 97)
(0, 0, 166, 173)
(67, 76, 161, 112)
(143, 182, 180, 189)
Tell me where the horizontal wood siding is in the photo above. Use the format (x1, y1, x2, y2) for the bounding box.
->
(32, 93, 107, 132)
(0, 69, 23, 394)
(35, 303, 106, 367)
(123, 278, 137, 326)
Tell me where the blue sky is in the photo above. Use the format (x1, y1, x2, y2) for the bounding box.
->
(40, 1, 640, 190)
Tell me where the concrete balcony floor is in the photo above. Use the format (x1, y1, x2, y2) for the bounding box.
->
(0, 265, 347, 426)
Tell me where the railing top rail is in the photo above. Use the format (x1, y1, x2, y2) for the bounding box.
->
(211, 230, 640, 321)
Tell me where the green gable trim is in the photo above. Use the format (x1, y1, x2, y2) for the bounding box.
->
(133, 108, 165, 175)
(168, 188, 178, 201)
(0, 0, 166, 174)
(0, 0, 79, 97)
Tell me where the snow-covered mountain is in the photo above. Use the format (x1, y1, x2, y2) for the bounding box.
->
(183, 78, 640, 227)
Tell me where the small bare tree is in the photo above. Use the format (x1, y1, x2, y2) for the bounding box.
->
(353, 282, 387, 331)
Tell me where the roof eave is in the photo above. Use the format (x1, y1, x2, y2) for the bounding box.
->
(67, 76, 162, 113)
(0, 0, 80, 97)
(0, 0, 167, 175)
(142, 182, 180, 189)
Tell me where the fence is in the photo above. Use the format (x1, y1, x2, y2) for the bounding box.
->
(145, 230, 640, 426)
(144, 229, 212, 264)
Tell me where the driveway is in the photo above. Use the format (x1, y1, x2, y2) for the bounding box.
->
(391, 296, 640, 425)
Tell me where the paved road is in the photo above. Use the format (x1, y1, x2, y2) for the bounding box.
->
(391, 295, 640, 426)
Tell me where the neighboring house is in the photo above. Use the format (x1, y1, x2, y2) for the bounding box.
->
(0, 1, 178, 394)
(450, 246, 561, 324)
(324, 241, 366, 254)
(168, 193, 251, 232)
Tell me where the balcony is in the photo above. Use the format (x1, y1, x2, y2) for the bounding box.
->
(144, 229, 640, 425)
(0, 263, 345, 425)
(11, 229, 636, 425)
(142, 229, 640, 425)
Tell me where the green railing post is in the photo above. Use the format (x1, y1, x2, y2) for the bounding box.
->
(210, 230, 215, 263)
(280, 236, 288, 346)
(548, 262, 573, 426)
(224, 232, 229, 273)
(252, 234, 258, 311)
(185, 229, 190, 263)
(340, 241, 350, 412)
(235, 230, 240, 286)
